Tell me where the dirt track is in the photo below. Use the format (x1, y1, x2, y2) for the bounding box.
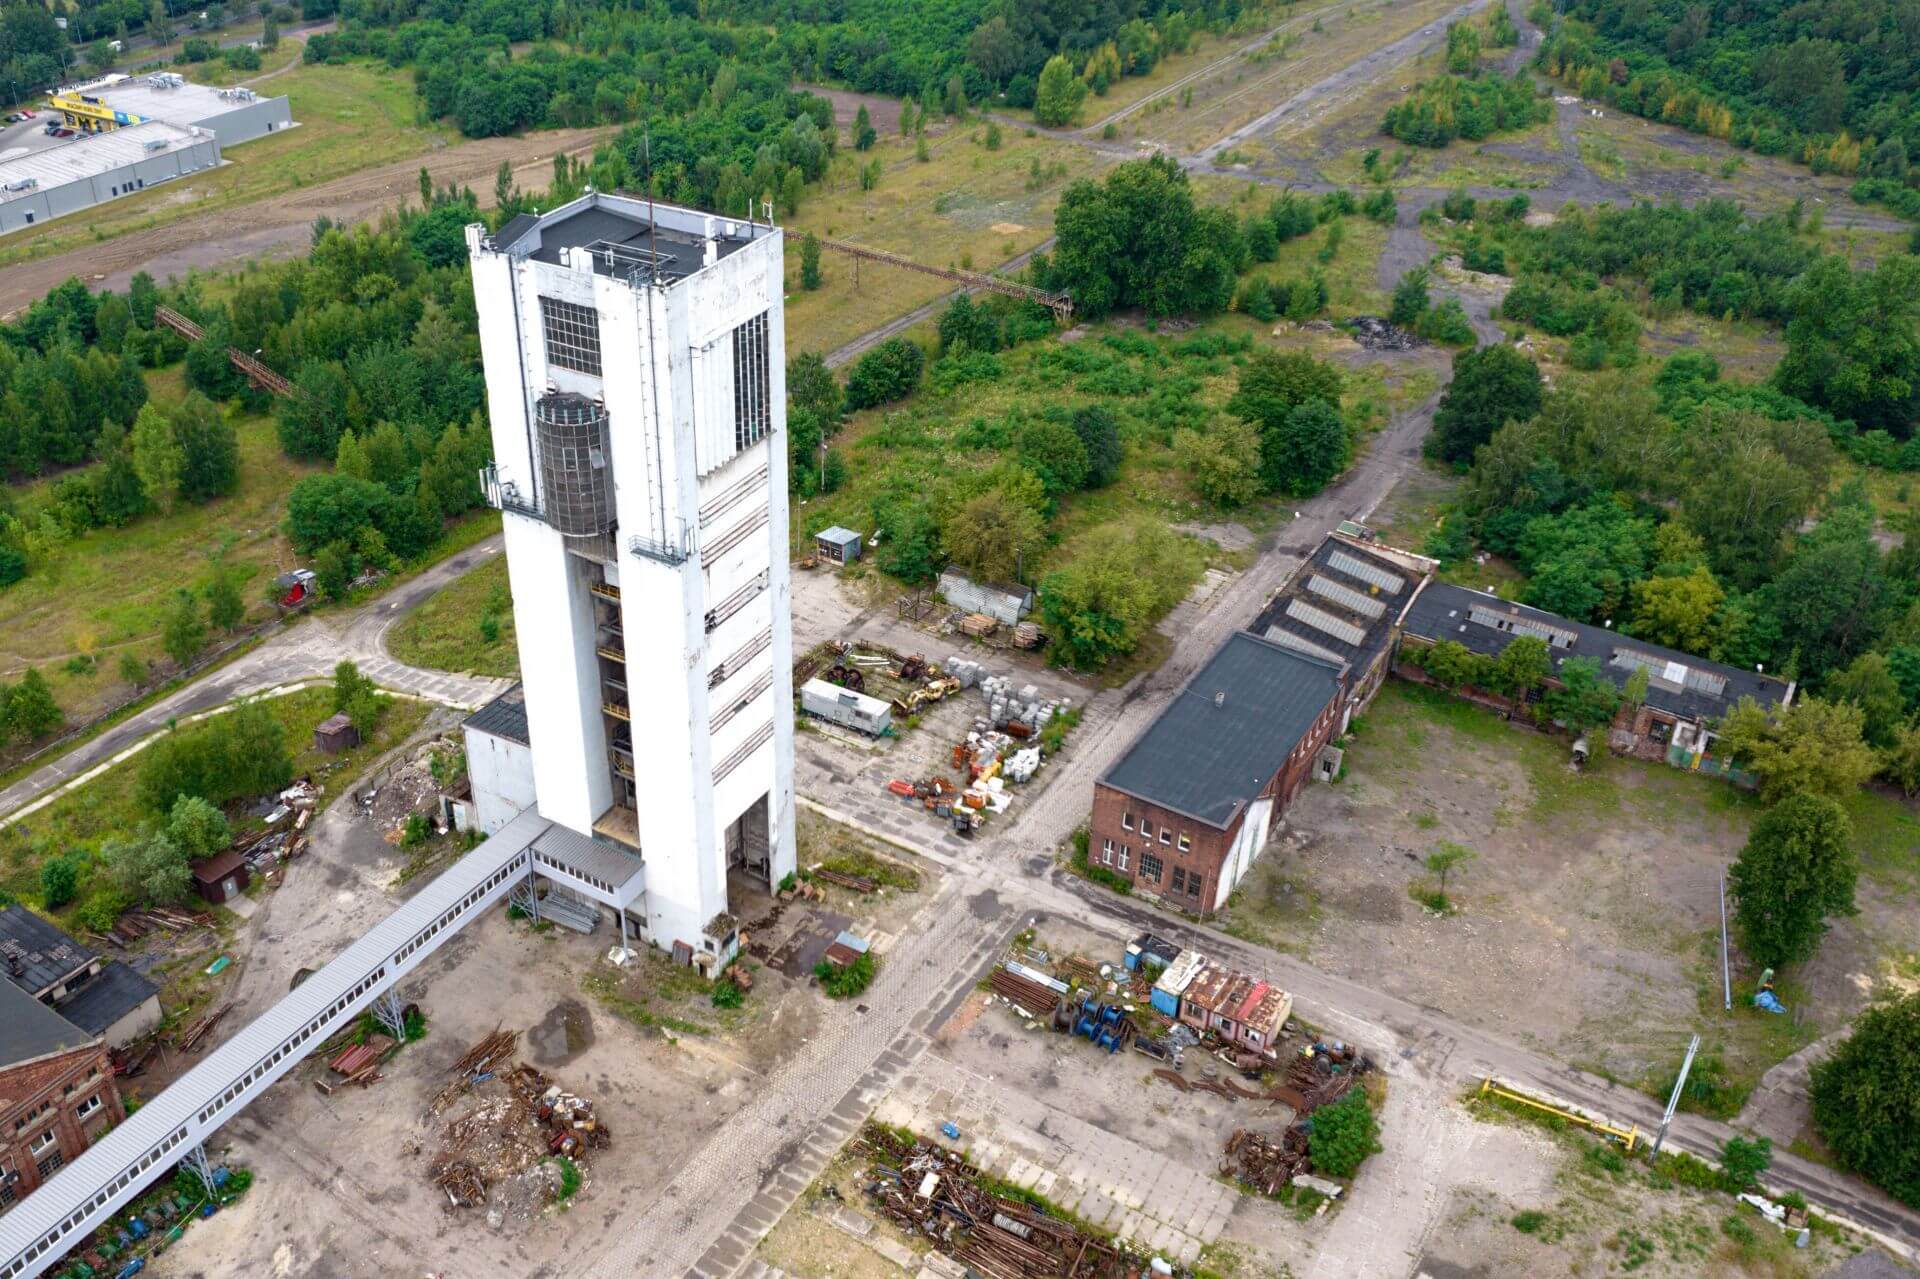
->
(0, 125, 616, 316)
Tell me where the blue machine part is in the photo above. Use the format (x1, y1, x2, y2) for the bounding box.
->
(940, 1122, 961, 1140)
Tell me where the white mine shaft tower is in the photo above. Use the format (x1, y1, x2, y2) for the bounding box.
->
(464, 192, 797, 962)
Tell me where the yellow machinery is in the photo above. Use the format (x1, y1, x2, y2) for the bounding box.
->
(1476, 1076, 1641, 1151)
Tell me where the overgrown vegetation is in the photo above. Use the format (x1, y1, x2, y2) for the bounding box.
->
(814, 949, 876, 998)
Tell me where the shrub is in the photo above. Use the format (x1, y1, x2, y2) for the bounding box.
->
(1307, 1088, 1382, 1178)
(711, 980, 745, 1009)
(136, 701, 293, 813)
(844, 338, 924, 410)
(815, 950, 876, 998)
(40, 856, 81, 910)
(1511, 1210, 1549, 1234)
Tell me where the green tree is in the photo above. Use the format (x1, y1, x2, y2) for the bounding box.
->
(1044, 54, 1090, 125)
(799, 232, 823, 291)
(1827, 653, 1907, 749)
(100, 832, 193, 907)
(1811, 993, 1920, 1209)
(1038, 521, 1201, 669)
(1775, 255, 1920, 433)
(163, 589, 208, 667)
(779, 167, 803, 216)
(1490, 635, 1551, 709)
(1261, 399, 1348, 496)
(172, 391, 239, 502)
(1070, 405, 1123, 488)
(788, 351, 842, 423)
(1717, 697, 1878, 803)
(1517, 501, 1654, 623)
(1544, 657, 1620, 733)
(130, 403, 184, 511)
(1229, 350, 1344, 431)
(940, 485, 1046, 585)
(205, 573, 245, 632)
(1016, 415, 1090, 495)
(7, 669, 63, 740)
(333, 658, 373, 713)
(844, 338, 924, 410)
(1425, 840, 1476, 898)
(1730, 793, 1857, 968)
(278, 360, 350, 460)
(1307, 1088, 1382, 1178)
(1430, 343, 1543, 466)
(40, 856, 80, 910)
(853, 104, 876, 150)
(1719, 1136, 1772, 1192)
(1390, 267, 1431, 328)
(1881, 722, 1920, 798)
(166, 793, 231, 859)
(1629, 566, 1726, 656)
(91, 423, 149, 527)
(1174, 420, 1262, 508)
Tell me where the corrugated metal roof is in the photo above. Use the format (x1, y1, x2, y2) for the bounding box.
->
(463, 684, 529, 747)
(0, 906, 96, 997)
(0, 808, 551, 1265)
(532, 822, 643, 892)
(0, 122, 206, 196)
(1153, 950, 1205, 996)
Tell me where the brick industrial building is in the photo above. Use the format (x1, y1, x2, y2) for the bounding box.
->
(1088, 531, 1438, 917)
(0, 982, 125, 1210)
(1090, 632, 1345, 914)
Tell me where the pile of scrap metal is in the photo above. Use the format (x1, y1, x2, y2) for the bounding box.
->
(858, 1124, 1142, 1279)
(431, 1061, 607, 1210)
(317, 1033, 396, 1093)
(1221, 1127, 1311, 1197)
(429, 1027, 519, 1115)
(988, 965, 1062, 1020)
(824, 663, 868, 693)
(1219, 1049, 1370, 1197)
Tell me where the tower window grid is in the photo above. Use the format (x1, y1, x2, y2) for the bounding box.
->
(733, 311, 771, 451)
(539, 296, 603, 376)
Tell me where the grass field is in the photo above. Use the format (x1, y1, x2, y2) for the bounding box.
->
(780, 123, 1106, 357)
(0, 60, 451, 270)
(0, 368, 323, 724)
(0, 683, 428, 906)
(386, 554, 518, 678)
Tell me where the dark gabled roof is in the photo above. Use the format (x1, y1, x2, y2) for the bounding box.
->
(1400, 582, 1794, 723)
(0, 982, 93, 1073)
(55, 962, 158, 1039)
(464, 684, 530, 748)
(1101, 631, 1343, 830)
(1253, 534, 1434, 676)
(0, 905, 98, 998)
(190, 850, 247, 885)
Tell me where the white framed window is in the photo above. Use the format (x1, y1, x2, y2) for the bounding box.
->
(1177, 833, 1191, 852)
(28, 1130, 55, 1155)
(1101, 839, 1114, 865)
(73, 1096, 101, 1121)
(1121, 812, 1132, 830)
(538, 295, 602, 376)
(1159, 830, 1171, 845)
(1139, 819, 1152, 839)
(1117, 846, 1131, 872)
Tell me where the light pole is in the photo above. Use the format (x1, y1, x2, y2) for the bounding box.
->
(1652, 1033, 1701, 1158)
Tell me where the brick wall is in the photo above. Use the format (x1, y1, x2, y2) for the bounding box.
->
(0, 1044, 124, 1204)
(1088, 678, 1344, 918)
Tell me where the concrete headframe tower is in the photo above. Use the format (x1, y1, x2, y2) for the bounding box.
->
(466, 192, 797, 960)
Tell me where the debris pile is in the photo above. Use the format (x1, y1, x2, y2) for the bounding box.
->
(426, 1031, 606, 1220)
(1221, 1127, 1311, 1197)
(100, 904, 214, 949)
(173, 1001, 233, 1054)
(1345, 315, 1421, 350)
(1218, 1049, 1370, 1197)
(987, 966, 1062, 1019)
(358, 736, 462, 841)
(318, 1033, 395, 1092)
(858, 1125, 1144, 1279)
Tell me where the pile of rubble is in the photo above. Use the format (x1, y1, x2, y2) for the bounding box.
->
(1345, 315, 1421, 350)
(358, 736, 462, 841)
(427, 1030, 607, 1223)
(1219, 1049, 1368, 1198)
(858, 1125, 1148, 1279)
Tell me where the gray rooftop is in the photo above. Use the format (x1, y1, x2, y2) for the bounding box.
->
(816, 526, 862, 548)
(0, 906, 98, 998)
(531, 822, 644, 892)
(1401, 582, 1794, 723)
(491, 192, 763, 284)
(60, 74, 276, 125)
(1253, 533, 1433, 674)
(0, 983, 94, 1073)
(464, 685, 530, 747)
(0, 121, 207, 203)
(1102, 631, 1343, 829)
(55, 962, 159, 1038)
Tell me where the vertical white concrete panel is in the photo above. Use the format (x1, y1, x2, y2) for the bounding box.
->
(760, 232, 798, 883)
(505, 516, 611, 832)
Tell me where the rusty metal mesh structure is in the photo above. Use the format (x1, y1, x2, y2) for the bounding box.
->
(533, 391, 615, 538)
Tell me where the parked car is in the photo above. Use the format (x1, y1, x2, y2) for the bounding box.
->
(5, 112, 34, 124)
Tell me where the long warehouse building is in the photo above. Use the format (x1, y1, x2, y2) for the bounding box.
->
(0, 122, 219, 235)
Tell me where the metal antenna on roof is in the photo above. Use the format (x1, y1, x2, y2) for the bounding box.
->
(644, 128, 659, 284)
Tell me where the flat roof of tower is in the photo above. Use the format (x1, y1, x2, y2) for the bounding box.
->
(487, 192, 766, 284)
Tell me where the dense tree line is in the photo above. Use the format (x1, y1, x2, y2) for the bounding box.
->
(1539, 0, 1920, 199)
(1381, 72, 1551, 147)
